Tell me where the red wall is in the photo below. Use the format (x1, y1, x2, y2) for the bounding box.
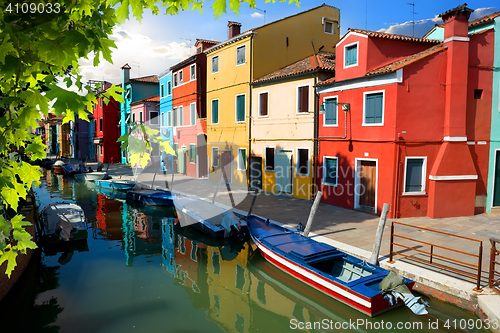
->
(94, 95, 121, 163)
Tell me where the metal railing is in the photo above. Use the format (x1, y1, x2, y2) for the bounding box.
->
(489, 237, 500, 293)
(388, 221, 483, 292)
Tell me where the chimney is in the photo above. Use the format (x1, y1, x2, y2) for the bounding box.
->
(121, 63, 131, 86)
(228, 21, 241, 39)
(439, 4, 473, 138)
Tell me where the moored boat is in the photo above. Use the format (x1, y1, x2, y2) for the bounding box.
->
(126, 189, 175, 207)
(40, 202, 88, 243)
(52, 160, 66, 174)
(74, 172, 108, 182)
(247, 215, 427, 317)
(94, 179, 136, 191)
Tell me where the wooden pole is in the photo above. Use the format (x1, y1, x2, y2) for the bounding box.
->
(303, 191, 323, 237)
(369, 203, 390, 265)
(247, 189, 258, 216)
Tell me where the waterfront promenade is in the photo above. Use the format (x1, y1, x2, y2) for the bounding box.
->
(78, 160, 500, 329)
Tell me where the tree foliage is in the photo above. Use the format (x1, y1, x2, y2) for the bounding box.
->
(0, 0, 299, 277)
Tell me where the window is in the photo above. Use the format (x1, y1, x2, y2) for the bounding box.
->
(190, 103, 196, 126)
(167, 81, 172, 95)
(167, 111, 172, 126)
(126, 87, 131, 100)
(323, 97, 338, 126)
(236, 45, 246, 65)
(364, 91, 384, 125)
(238, 148, 247, 171)
(139, 111, 143, 124)
(132, 113, 136, 123)
(259, 92, 268, 117)
(212, 56, 219, 73)
(99, 98, 102, 107)
(179, 70, 183, 84)
(173, 143, 178, 153)
(173, 73, 177, 87)
(297, 148, 309, 175)
(297, 86, 309, 113)
(212, 99, 219, 124)
(323, 156, 338, 186)
(197, 46, 202, 54)
(99, 117, 103, 132)
(212, 147, 219, 167)
(161, 84, 164, 98)
(189, 144, 196, 163)
(265, 147, 275, 171)
(404, 157, 427, 194)
(173, 107, 177, 126)
(150, 111, 159, 125)
(161, 112, 165, 126)
(179, 106, 183, 126)
(190, 64, 196, 80)
(236, 94, 245, 122)
(474, 89, 483, 99)
(344, 42, 358, 68)
(324, 20, 334, 34)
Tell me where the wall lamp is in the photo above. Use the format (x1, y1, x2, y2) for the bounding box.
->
(319, 100, 350, 114)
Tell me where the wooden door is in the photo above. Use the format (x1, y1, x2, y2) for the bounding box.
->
(359, 161, 376, 210)
(249, 157, 262, 190)
(275, 151, 293, 193)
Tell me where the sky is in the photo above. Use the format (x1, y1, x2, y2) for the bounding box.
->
(79, 0, 499, 85)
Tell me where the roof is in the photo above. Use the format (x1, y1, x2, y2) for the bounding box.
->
(253, 52, 335, 84)
(195, 38, 219, 46)
(469, 11, 500, 27)
(366, 43, 446, 76)
(131, 95, 160, 105)
(348, 28, 441, 44)
(171, 53, 198, 72)
(438, 3, 474, 18)
(121, 63, 131, 69)
(128, 75, 158, 84)
(228, 21, 242, 27)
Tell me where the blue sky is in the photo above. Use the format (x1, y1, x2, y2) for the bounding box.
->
(79, 0, 498, 84)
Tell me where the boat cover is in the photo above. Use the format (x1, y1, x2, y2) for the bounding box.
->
(44, 204, 85, 231)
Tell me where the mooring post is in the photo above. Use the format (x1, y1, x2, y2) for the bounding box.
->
(303, 191, 323, 237)
(369, 203, 390, 266)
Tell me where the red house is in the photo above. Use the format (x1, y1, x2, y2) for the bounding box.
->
(171, 39, 218, 177)
(316, 4, 493, 219)
(93, 82, 121, 164)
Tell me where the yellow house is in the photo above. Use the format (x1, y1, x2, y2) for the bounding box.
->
(251, 53, 335, 200)
(206, 4, 340, 188)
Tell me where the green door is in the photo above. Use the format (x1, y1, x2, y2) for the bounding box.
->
(493, 151, 500, 207)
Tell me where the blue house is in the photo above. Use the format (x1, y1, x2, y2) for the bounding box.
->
(120, 63, 159, 164)
(159, 69, 174, 172)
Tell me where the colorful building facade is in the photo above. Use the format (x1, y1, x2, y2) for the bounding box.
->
(159, 69, 174, 171)
(206, 4, 341, 188)
(316, 4, 494, 219)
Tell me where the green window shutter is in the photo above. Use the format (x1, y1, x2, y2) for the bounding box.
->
(212, 100, 218, 123)
(365, 93, 383, 124)
(236, 95, 245, 122)
(325, 99, 337, 125)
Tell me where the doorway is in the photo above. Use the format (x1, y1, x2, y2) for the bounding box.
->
(249, 157, 262, 190)
(493, 150, 500, 207)
(355, 159, 377, 213)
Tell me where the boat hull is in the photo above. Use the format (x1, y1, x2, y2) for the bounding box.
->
(74, 172, 107, 182)
(126, 189, 175, 207)
(95, 179, 135, 191)
(247, 216, 411, 317)
(53, 165, 65, 174)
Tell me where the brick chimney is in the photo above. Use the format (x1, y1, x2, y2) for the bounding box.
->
(228, 21, 241, 39)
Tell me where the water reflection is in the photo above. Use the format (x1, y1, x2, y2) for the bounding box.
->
(0, 169, 488, 333)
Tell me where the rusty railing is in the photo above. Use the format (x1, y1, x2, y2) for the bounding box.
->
(388, 221, 483, 292)
(489, 237, 500, 293)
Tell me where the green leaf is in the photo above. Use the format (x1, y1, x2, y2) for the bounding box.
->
(10, 215, 32, 230)
(0, 216, 11, 236)
(115, 0, 131, 23)
(25, 90, 49, 115)
(0, 250, 18, 278)
(13, 229, 37, 254)
(159, 141, 176, 156)
(0, 35, 17, 64)
(2, 187, 19, 211)
(211, 0, 227, 19)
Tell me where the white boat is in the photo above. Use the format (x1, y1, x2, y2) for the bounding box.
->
(40, 202, 88, 243)
(173, 197, 246, 239)
(94, 179, 136, 191)
(74, 172, 108, 182)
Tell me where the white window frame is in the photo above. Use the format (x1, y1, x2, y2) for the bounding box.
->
(343, 41, 359, 69)
(160, 84, 165, 98)
(237, 148, 247, 171)
(264, 146, 275, 172)
(322, 17, 335, 35)
(403, 156, 427, 195)
(322, 95, 339, 127)
(211, 98, 219, 125)
(212, 55, 219, 74)
(179, 105, 183, 126)
(149, 111, 159, 125)
(296, 147, 310, 176)
(322, 156, 338, 186)
(190, 102, 196, 126)
(258, 91, 269, 118)
(167, 81, 172, 95)
(362, 90, 385, 126)
(190, 64, 196, 81)
(161, 112, 165, 126)
(173, 73, 178, 87)
(236, 45, 246, 66)
(189, 143, 196, 164)
(126, 87, 131, 100)
(296, 84, 310, 114)
(167, 110, 172, 126)
(212, 147, 219, 167)
(235, 93, 246, 123)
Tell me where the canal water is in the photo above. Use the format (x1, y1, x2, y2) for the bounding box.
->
(0, 170, 489, 333)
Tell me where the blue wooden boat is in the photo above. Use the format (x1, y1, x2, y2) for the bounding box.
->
(95, 179, 136, 191)
(126, 189, 175, 207)
(247, 215, 427, 317)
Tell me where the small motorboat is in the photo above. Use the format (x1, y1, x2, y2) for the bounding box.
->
(74, 171, 108, 182)
(247, 215, 428, 317)
(40, 202, 88, 243)
(95, 179, 136, 191)
(52, 160, 66, 174)
(62, 163, 82, 176)
(126, 189, 175, 207)
(174, 197, 246, 239)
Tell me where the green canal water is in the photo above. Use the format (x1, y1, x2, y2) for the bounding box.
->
(0, 170, 490, 333)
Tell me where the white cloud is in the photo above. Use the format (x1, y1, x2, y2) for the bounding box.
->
(251, 12, 264, 18)
(150, 41, 192, 60)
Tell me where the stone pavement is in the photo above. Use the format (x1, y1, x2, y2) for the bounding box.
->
(63, 159, 500, 328)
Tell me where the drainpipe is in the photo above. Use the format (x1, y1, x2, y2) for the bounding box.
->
(248, 33, 253, 189)
(312, 74, 318, 201)
(393, 138, 401, 219)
